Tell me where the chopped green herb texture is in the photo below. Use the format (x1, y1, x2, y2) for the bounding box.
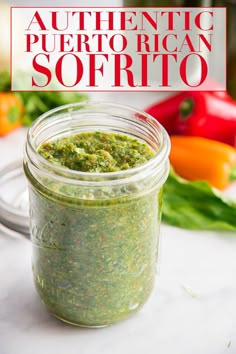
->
(27, 131, 161, 327)
(38, 132, 154, 172)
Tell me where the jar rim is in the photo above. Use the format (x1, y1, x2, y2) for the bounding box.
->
(25, 101, 170, 187)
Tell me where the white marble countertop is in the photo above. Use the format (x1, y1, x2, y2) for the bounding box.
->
(0, 92, 236, 354)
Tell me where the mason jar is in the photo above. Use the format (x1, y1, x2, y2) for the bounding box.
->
(24, 102, 170, 327)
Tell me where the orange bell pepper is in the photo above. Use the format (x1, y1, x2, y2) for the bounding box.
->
(170, 136, 236, 190)
(0, 93, 23, 136)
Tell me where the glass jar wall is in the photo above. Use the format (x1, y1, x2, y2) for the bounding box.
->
(24, 102, 170, 327)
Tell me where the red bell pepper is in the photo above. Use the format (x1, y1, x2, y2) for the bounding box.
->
(145, 89, 231, 136)
(145, 92, 186, 134)
(175, 92, 236, 147)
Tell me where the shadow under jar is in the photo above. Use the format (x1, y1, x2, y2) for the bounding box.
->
(24, 102, 170, 327)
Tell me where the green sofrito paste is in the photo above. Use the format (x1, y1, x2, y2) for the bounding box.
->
(38, 131, 154, 172)
(29, 131, 161, 327)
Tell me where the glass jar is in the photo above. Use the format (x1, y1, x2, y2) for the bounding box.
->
(24, 102, 170, 327)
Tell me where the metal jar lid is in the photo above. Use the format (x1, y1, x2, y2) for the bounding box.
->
(0, 160, 29, 236)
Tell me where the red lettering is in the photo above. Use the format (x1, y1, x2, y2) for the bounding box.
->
(141, 11, 158, 30)
(153, 53, 177, 87)
(42, 34, 56, 53)
(55, 54, 83, 87)
(51, 11, 69, 31)
(198, 34, 212, 52)
(113, 54, 136, 87)
(89, 54, 108, 87)
(195, 11, 214, 31)
(137, 34, 150, 52)
(25, 34, 39, 52)
(179, 34, 195, 52)
(120, 11, 137, 30)
(32, 54, 51, 87)
(163, 34, 178, 53)
(60, 34, 74, 52)
(139, 54, 150, 87)
(92, 34, 108, 52)
(26, 11, 47, 31)
(95, 11, 114, 30)
(77, 34, 91, 52)
(180, 54, 208, 87)
(72, 11, 92, 31)
(161, 11, 181, 31)
(110, 34, 127, 52)
(184, 11, 191, 31)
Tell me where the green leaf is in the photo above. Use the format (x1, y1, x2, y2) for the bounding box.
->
(0, 71, 87, 126)
(0, 71, 11, 91)
(20, 90, 87, 126)
(7, 105, 20, 124)
(162, 169, 236, 231)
